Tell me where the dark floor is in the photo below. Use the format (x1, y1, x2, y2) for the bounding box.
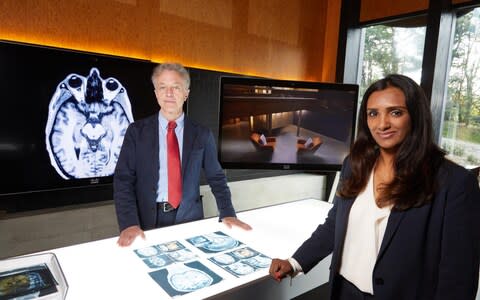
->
(221, 122, 348, 165)
(291, 283, 330, 300)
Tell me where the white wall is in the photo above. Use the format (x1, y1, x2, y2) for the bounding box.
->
(202, 173, 325, 218)
(0, 173, 326, 259)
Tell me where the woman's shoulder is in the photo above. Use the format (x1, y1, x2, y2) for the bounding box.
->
(437, 158, 478, 186)
(439, 158, 470, 174)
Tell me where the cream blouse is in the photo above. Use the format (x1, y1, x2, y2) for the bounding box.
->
(339, 170, 392, 294)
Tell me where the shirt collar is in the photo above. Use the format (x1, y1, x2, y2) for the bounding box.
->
(158, 113, 185, 131)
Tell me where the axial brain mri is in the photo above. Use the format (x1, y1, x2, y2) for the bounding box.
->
(45, 67, 134, 179)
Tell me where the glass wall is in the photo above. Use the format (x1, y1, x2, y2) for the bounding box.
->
(344, 1, 480, 170)
(441, 8, 480, 167)
(360, 24, 426, 99)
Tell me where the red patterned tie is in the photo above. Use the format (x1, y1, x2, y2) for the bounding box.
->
(167, 121, 182, 208)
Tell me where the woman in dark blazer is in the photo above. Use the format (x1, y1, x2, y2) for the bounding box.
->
(269, 74, 480, 299)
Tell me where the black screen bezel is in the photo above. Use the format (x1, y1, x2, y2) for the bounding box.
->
(0, 40, 158, 199)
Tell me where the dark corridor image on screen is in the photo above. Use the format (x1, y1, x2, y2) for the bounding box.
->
(218, 78, 358, 170)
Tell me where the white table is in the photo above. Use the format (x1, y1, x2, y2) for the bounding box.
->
(23, 199, 334, 300)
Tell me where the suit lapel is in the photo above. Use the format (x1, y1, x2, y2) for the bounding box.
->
(181, 118, 195, 177)
(151, 114, 160, 185)
(377, 209, 406, 260)
(336, 198, 354, 248)
(332, 197, 405, 271)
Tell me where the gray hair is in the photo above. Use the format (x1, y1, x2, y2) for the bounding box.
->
(151, 62, 190, 90)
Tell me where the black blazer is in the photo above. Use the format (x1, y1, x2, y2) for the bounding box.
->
(114, 114, 236, 231)
(293, 158, 480, 299)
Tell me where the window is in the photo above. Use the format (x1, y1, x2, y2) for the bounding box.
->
(360, 24, 426, 99)
(441, 8, 480, 167)
(341, 1, 480, 170)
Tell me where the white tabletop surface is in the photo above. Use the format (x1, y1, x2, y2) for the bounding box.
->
(20, 198, 333, 300)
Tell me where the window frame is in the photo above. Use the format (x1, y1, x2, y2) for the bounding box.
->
(338, 0, 480, 145)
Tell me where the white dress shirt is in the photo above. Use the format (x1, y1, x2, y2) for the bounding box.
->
(339, 170, 392, 294)
(156, 113, 185, 203)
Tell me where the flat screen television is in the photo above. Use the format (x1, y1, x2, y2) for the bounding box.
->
(0, 41, 158, 212)
(218, 76, 359, 171)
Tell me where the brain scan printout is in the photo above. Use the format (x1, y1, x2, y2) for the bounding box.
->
(209, 247, 272, 277)
(149, 261, 223, 297)
(45, 67, 134, 179)
(133, 234, 271, 296)
(134, 241, 198, 269)
(186, 231, 243, 253)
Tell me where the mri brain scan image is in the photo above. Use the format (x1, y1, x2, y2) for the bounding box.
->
(45, 67, 134, 179)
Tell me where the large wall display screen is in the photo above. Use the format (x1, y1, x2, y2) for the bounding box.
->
(0, 41, 157, 201)
(218, 76, 359, 171)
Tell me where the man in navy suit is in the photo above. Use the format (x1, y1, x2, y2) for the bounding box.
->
(114, 62, 251, 247)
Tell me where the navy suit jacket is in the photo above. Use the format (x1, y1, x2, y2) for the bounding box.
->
(114, 113, 236, 232)
(293, 158, 480, 299)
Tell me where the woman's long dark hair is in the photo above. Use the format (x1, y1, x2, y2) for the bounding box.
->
(337, 74, 446, 210)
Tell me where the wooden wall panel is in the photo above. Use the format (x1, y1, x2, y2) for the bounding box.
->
(360, 0, 430, 22)
(452, 0, 474, 4)
(321, 0, 341, 82)
(0, 0, 341, 82)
